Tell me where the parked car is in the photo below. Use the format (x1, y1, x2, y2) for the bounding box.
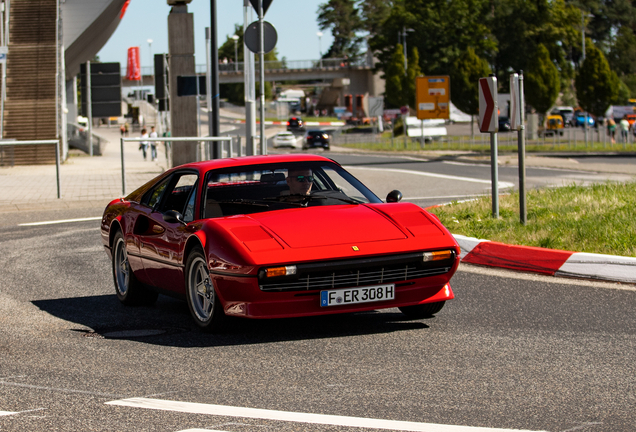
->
(498, 117, 511, 132)
(303, 130, 330, 150)
(101, 155, 460, 332)
(273, 131, 300, 149)
(286, 116, 304, 131)
(552, 106, 575, 127)
(574, 112, 595, 128)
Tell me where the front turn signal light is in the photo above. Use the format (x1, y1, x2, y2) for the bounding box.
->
(265, 265, 297, 277)
(423, 250, 452, 262)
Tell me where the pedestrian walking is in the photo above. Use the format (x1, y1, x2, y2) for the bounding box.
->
(139, 127, 149, 160)
(620, 116, 630, 143)
(607, 118, 616, 144)
(149, 126, 158, 161)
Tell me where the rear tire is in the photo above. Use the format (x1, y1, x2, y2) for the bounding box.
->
(399, 301, 445, 319)
(185, 248, 225, 332)
(112, 231, 158, 306)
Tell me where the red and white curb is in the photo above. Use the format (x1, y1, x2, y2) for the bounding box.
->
(454, 234, 636, 284)
(232, 120, 345, 126)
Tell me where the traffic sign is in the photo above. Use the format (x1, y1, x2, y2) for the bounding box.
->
(509, 73, 521, 130)
(479, 76, 498, 133)
(416, 76, 450, 120)
(244, 21, 278, 54)
(249, 0, 273, 15)
(400, 105, 409, 115)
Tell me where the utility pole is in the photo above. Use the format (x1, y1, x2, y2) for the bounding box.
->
(210, 0, 221, 158)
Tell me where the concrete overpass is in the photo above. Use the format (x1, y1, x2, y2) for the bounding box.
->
(123, 56, 385, 116)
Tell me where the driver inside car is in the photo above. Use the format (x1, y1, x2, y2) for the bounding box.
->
(284, 168, 314, 196)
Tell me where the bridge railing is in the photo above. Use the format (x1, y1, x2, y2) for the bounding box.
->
(136, 57, 369, 77)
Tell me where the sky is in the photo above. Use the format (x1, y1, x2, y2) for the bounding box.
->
(97, 0, 334, 68)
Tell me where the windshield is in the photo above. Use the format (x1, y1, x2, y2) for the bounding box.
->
(201, 161, 382, 218)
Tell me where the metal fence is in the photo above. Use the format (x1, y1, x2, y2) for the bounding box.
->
(0, 140, 61, 198)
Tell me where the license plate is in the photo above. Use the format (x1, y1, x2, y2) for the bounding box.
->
(320, 284, 395, 307)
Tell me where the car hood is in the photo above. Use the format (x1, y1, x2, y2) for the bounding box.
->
(204, 203, 457, 265)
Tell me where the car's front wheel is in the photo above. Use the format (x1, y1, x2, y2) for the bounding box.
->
(399, 301, 445, 319)
(185, 248, 225, 332)
(112, 231, 158, 306)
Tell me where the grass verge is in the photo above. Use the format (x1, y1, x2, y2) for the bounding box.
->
(427, 182, 636, 257)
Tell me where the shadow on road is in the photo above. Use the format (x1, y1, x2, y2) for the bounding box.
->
(33, 294, 434, 348)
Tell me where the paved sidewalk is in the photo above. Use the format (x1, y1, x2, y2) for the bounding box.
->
(0, 126, 168, 213)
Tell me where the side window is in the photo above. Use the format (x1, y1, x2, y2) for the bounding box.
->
(144, 177, 171, 209)
(158, 174, 198, 216)
(183, 181, 198, 223)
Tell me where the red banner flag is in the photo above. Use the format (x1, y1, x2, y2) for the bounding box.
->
(126, 47, 141, 81)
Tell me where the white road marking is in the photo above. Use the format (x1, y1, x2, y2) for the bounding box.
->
(344, 166, 515, 189)
(0, 411, 18, 416)
(18, 216, 102, 227)
(0, 408, 45, 417)
(106, 398, 546, 432)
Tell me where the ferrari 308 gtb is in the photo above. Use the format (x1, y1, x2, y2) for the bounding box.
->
(101, 154, 460, 332)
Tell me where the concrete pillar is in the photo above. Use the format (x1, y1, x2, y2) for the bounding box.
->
(168, 4, 198, 166)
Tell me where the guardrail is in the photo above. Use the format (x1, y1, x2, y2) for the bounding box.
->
(0, 140, 61, 198)
(120, 137, 232, 196)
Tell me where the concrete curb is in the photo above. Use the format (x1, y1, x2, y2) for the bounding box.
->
(454, 234, 636, 284)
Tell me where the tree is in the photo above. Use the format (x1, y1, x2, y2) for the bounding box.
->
(218, 25, 277, 105)
(576, 41, 619, 117)
(359, 0, 392, 36)
(317, 0, 363, 59)
(525, 44, 560, 117)
(384, 44, 405, 108)
(449, 47, 491, 135)
(405, 47, 422, 108)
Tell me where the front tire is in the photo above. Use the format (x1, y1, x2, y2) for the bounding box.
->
(399, 301, 445, 319)
(112, 231, 158, 306)
(185, 248, 225, 332)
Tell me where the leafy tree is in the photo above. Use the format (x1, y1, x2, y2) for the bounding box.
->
(449, 47, 491, 116)
(576, 41, 620, 117)
(359, 0, 392, 36)
(405, 47, 422, 108)
(607, 25, 636, 76)
(449, 47, 491, 135)
(317, 0, 363, 59)
(384, 44, 405, 108)
(525, 44, 560, 117)
(218, 25, 277, 105)
(369, 0, 496, 108)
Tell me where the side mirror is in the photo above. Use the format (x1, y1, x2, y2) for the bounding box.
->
(163, 210, 186, 225)
(386, 190, 402, 203)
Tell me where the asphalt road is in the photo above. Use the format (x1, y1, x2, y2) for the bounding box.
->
(1, 213, 634, 432)
(1, 152, 635, 432)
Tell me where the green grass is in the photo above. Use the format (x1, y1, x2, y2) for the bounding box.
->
(427, 182, 636, 257)
(339, 134, 636, 153)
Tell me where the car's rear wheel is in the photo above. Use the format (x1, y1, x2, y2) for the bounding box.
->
(112, 231, 158, 306)
(399, 301, 445, 319)
(186, 248, 225, 332)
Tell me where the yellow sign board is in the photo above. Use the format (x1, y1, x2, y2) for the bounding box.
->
(416, 76, 450, 120)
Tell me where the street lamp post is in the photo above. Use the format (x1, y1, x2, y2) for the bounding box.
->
(147, 39, 153, 87)
(317, 31, 323, 68)
(232, 34, 239, 72)
(399, 27, 414, 76)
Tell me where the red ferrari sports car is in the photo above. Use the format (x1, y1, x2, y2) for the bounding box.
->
(101, 154, 460, 332)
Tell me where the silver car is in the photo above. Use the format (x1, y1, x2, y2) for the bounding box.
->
(273, 131, 300, 149)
